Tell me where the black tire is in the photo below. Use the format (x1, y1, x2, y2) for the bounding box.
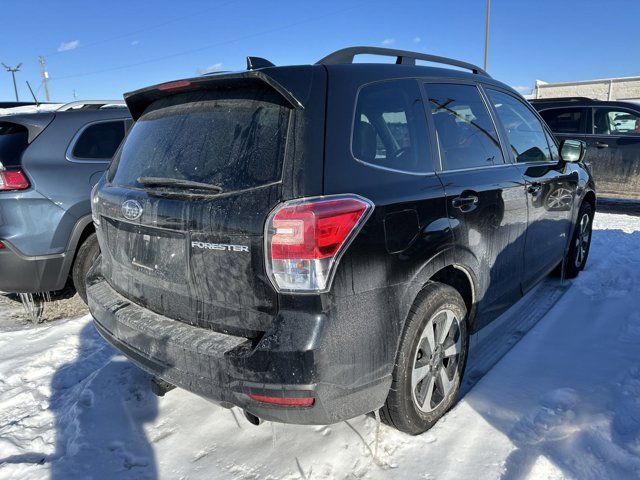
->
(380, 282, 469, 435)
(72, 233, 100, 304)
(563, 202, 593, 279)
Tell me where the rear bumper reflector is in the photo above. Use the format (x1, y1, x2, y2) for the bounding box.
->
(249, 394, 315, 407)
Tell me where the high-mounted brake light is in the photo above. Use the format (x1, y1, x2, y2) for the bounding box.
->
(0, 169, 29, 191)
(265, 194, 374, 293)
(157, 80, 192, 91)
(249, 394, 315, 407)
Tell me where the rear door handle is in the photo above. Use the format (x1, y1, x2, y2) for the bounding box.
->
(527, 182, 542, 194)
(595, 142, 609, 149)
(452, 195, 479, 209)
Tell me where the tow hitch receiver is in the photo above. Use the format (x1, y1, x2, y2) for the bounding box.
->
(151, 377, 176, 397)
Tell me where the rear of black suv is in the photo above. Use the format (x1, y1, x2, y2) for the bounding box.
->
(87, 65, 393, 424)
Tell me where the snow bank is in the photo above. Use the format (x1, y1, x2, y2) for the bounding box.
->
(1, 212, 640, 479)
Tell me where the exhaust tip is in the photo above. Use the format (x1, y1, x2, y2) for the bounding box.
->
(243, 410, 262, 426)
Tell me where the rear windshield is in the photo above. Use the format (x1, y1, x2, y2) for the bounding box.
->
(109, 87, 290, 193)
(0, 122, 29, 166)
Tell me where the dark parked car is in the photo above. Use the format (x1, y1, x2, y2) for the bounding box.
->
(0, 101, 131, 302)
(531, 97, 640, 199)
(88, 47, 595, 434)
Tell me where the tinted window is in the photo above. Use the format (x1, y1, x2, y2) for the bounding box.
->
(487, 90, 552, 163)
(352, 79, 430, 173)
(426, 83, 503, 170)
(110, 88, 289, 192)
(593, 108, 640, 135)
(0, 122, 29, 166)
(72, 121, 125, 160)
(540, 108, 584, 134)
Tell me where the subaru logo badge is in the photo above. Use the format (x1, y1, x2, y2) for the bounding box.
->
(122, 200, 143, 221)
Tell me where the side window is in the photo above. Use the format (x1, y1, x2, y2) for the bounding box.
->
(539, 108, 584, 134)
(71, 121, 126, 160)
(352, 79, 431, 173)
(425, 83, 503, 171)
(487, 89, 552, 163)
(593, 108, 640, 136)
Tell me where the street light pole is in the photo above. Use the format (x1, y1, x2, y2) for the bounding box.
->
(484, 0, 491, 72)
(2, 63, 22, 101)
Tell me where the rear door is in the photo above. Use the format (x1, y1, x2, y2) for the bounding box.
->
(323, 77, 452, 297)
(485, 88, 579, 291)
(424, 81, 528, 329)
(587, 106, 640, 199)
(94, 84, 299, 337)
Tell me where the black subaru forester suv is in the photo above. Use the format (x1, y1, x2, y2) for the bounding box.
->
(88, 47, 596, 434)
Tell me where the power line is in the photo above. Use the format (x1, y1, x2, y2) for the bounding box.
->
(44, 0, 238, 58)
(48, 2, 366, 82)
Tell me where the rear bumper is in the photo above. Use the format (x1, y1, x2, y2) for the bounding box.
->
(87, 260, 390, 425)
(0, 241, 67, 293)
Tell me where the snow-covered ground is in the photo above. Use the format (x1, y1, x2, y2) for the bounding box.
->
(1, 211, 640, 480)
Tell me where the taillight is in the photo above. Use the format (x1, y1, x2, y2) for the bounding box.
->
(265, 194, 374, 293)
(0, 169, 29, 191)
(0, 241, 5, 249)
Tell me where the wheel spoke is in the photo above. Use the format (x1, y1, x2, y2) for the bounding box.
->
(437, 366, 453, 395)
(443, 340, 461, 358)
(421, 374, 436, 410)
(412, 364, 431, 386)
(419, 320, 436, 356)
(438, 310, 455, 344)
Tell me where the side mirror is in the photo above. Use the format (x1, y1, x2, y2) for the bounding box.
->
(560, 139, 586, 163)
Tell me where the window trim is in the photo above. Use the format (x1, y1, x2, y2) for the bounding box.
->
(65, 118, 128, 164)
(422, 80, 508, 173)
(589, 105, 640, 137)
(349, 78, 436, 176)
(482, 85, 560, 167)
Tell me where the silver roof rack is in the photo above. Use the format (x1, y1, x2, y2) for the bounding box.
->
(57, 100, 126, 111)
(317, 46, 490, 77)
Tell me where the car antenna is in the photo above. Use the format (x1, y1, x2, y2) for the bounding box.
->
(25, 81, 40, 106)
(246, 56, 275, 70)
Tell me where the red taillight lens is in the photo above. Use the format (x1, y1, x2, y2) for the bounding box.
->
(265, 195, 373, 293)
(157, 80, 192, 91)
(0, 170, 29, 191)
(0, 241, 5, 249)
(249, 394, 315, 407)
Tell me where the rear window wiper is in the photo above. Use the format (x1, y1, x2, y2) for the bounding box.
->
(137, 176, 223, 193)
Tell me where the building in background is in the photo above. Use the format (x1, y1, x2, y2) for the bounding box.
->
(533, 76, 640, 101)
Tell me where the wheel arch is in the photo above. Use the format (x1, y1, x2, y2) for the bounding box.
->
(60, 215, 95, 282)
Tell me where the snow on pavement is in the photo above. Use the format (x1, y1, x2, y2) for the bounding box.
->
(1, 212, 640, 479)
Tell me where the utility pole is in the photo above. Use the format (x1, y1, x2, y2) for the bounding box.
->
(484, 0, 491, 72)
(38, 56, 50, 102)
(2, 63, 21, 101)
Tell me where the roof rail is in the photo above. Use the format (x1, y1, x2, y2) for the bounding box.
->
(57, 100, 126, 111)
(316, 46, 490, 77)
(529, 97, 593, 103)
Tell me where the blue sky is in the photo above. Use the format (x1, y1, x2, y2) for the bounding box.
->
(3, 0, 640, 102)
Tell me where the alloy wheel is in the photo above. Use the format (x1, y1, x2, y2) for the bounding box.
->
(411, 308, 462, 413)
(574, 213, 591, 269)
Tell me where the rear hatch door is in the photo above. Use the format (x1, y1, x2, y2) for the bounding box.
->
(95, 77, 301, 337)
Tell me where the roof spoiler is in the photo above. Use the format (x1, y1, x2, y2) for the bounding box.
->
(124, 70, 303, 120)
